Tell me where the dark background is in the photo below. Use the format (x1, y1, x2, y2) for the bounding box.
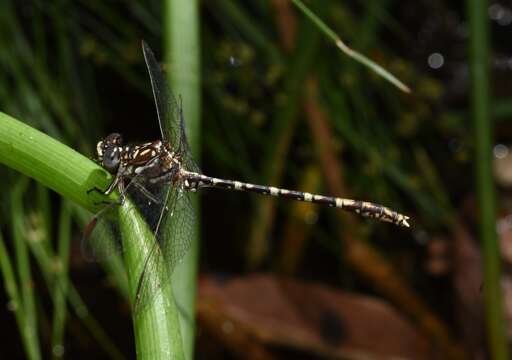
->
(0, 0, 510, 359)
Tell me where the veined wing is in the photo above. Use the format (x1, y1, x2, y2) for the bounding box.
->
(141, 40, 199, 173)
(141, 40, 179, 146)
(83, 170, 195, 315)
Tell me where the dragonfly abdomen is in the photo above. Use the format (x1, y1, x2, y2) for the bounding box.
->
(182, 171, 410, 227)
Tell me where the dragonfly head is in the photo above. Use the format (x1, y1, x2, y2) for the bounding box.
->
(96, 133, 123, 173)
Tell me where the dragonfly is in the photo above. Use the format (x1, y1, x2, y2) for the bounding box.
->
(84, 41, 410, 314)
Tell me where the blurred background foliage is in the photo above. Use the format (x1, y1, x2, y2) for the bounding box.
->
(0, 0, 510, 359)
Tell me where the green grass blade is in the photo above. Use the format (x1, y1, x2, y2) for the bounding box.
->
(119, 199, 184, 360)
(0, 231, 28, 355)
(291, 0, 410, 93)
(11, 179, 42, 360)
(51, 199, 72, 359)
(165, 0, 201, 358)
(0, 111, 112, 213)
(467, 0, 509, 358)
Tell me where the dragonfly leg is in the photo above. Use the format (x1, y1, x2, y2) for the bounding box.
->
(87, 186, 107, 195)
(88, 174, 126, 207)
(132, 181, 161, 204)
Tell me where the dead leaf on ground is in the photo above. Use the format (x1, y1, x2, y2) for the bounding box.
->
(198, 274, 431, 359)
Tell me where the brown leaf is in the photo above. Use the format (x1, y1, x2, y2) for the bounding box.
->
(198, 274, 431, 359)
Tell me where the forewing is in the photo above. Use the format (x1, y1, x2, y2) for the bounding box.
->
(141, 41, 200, 173)
(142, 41, 181, 150)
(177, 105, 201, 174)
(159, 189, 196, 275)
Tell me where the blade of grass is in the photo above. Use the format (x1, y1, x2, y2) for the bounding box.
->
(119, 198, 184, 360)
(165, 0, 201, 358)
(467, 0, 509, 358)
(291, 0, 410, 93)
(0, 230, 29, 356)
(51, 199, 71, 359)
(11, 178, 42, 360)
(0, 111, 113, 213)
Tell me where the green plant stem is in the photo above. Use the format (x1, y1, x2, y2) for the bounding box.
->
(0, 111, 181, 358)
(165, 1, 201, 358)
(0, 231, 28, 355)
(11, 178, 41, 360)
(120, 198, 184, 360)
(0, 112, 113, 213)
(467, 0, 509, 359)
(51, 200, 71, 359)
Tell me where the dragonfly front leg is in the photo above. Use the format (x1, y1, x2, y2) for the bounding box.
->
(87, 172, 125, 206)
(87, 172, 120, 194)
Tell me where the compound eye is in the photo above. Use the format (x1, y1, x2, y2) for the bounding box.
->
(102, 147, 120, 173)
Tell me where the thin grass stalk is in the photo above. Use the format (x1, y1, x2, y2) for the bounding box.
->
(11, 179, 42, 360)
(164, 1, 201, 358)
(0, 231, 28, 356)
(51, 200, 71, 359)
(467, 0, 509, 358)
(37, 184, 53, 253)
(120, 198, 184, 360)
(290, 0, 410, 93)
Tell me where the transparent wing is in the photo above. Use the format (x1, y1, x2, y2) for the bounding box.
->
(160, 189, 196, 274)
(141, 40, 200, 174)
(177, 104, 201, 174)
(133, 186, 196, 316)
(142, 41, 181, 152)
